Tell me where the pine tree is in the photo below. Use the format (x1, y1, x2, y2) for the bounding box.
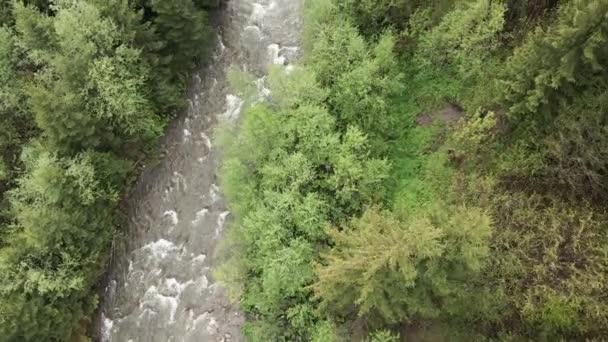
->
(150, 0, 212, 74)
(500, 0, 608, 119)
(16, 0, 160, 153)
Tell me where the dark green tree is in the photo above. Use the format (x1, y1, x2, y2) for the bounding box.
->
(150, 0, 212, 76)
(500, 0, 608, 120)
(16, 0, 161, 153)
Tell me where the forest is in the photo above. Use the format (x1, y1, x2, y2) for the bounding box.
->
(216, 0, 608, 340)
(0, 0, 215, 340)
(0, 0, 606, 341)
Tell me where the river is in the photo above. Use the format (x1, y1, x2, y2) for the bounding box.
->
(99, 0, 302, 340)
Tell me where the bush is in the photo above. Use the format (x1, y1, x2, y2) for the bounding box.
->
(314, 206, 492, 325)
(487, 192, 608, 338)
(216, 65, 389, 340)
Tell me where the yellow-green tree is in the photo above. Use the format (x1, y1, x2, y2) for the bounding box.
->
(314, 206, 491, 324)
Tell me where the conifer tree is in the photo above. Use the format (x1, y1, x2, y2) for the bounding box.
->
(16, 0, 161, 153)
(150, 0, 212, 74)
(501, 0, 608, 119)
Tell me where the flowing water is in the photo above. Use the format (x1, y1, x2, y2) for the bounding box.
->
(100, 0, 302, 340)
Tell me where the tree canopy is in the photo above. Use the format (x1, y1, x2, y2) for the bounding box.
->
(0, 0, 214, 339)
(217, 0, 608, 340)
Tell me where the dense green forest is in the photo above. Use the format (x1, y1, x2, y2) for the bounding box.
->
(216, 0, 608, 340)
(0, 0, 215, 340)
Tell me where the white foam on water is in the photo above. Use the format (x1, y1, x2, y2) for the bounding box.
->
(101, 313, 113, 342)
(183, 129, 192, 143)
(127, 269, 144, 286)
(250, 3, 266, 25)
(163, 210, 179, 226)
(206, 316, 219, 334)
(141, 239, 179, 260)
(170, 171, 188, 193)
(216, 211, 230, 236)
(209, 184, 221, 203)
(222, 95, 244, 121)
(192, 254, 207, 265)
(281, 46, 299, 54)
(267, 44, 286, 65)
(243, 25, 262, 35)
(142, 286, 179, 323)
(187, 311, 219, 335)
(255, 77, 271, 99)
(191, 312, 210, 331)
(163, 277, 194, 297)
(217, 34, 226, 52)
(105, 279, 117, 293)
(242, 25, 262, 43)
(186, 309, 196, 332)
(200, 132, 212, 149)
(137, 308, 157, 325)
(192, 209, 209, 226)
(201, 275, 209, 289)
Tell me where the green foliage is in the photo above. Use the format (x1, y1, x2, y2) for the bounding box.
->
(151, 0, 608, 337)
(306, 18, 366, 88)
(0, 147, 129, 341)
(503, 0, 560, 30)
(494, 87, 608, 202)
(500, 0, 608, 119)
(314, 206, 491, 324)
(449, 109, 497, 159)
(234, 0, 608, 340)
(0, 0, 214, 339)
(538, 89, 608, 200)
(337, 0, 416, 34)
(150, 0, 212, 73)
(217, 65, 389, 340)
(146, 0, 212, 113)
(330, 33, 404, 152)
(0, 26, 33, 216)
(367, 330, 400, 342)
(305, 14, 404, 153)
(302, 0, 337, 54)
(0, 0, 12, 26)
(336, 0, 455, 35)
(310, 320, 339, 342)
(16, 0, 162, 153)
(0, 28, 22, 156)
(12, 1, 55, 65)
(416, 0, 505, 81)
(486, 192, 608, 338)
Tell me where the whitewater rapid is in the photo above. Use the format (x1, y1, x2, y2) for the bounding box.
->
(100, 0, 302, 341)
